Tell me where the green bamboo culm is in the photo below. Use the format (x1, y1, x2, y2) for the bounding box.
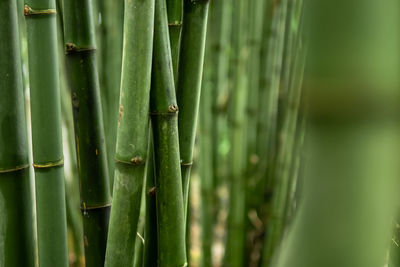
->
(210, 0, 231, 191)
(143, 134, 158, 267)
(150, 0, 187, 265)
(95, 0, 125, 191)
(199, 50, 213, 267)
(24, 0, 69, 266)
(224, 0, 249, 266)
(104, 0, 155, 265)
(0, 1, 36, 266)
(166, 0, 182, 79)
(63, 0, 112, 266)
(176, 0, 209, 217)
(253, 0, 284, 219)
(245, 0, 265, 204)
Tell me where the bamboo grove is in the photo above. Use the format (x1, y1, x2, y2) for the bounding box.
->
(1, 0, 400, 267)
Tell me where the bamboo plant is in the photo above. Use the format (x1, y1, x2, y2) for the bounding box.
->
(252, 0, 285, 220)
(243, 0, 266, 263)
(24, 0, 69, 266)
(224, 0, 249, 266)
(262, 17, 305, 267)
(199, 55, 214, 266)
(0, 1, 36, 265)
(209, 0, 231, 193)
(63, 0, 111, 266)
(143, 135, 158, 267)
(150, 0, 187, 264)
(95, 0, 124, 190)
(176, 0, 210, 217)
(104, 0, 155, 265)
(166, 0, 182, 79)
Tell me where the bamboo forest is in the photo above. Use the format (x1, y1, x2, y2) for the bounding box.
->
(1, 0, 400, 266)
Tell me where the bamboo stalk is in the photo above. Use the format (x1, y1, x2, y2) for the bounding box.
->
(133, 225, 145, 267)
(61, 52, 86, 267)
(245, 0, 265, 171)
(176, 0, 210, 218)
(104, 0, 154, 265)
(143, 134, 158, 267)
(254, 0, 286, 220)
(211, 0, 232, 190)
(0, 1, 36, 265)
(262, 26, 305, 267)
(24, 0, 69, 265)
(95, 0, 125, 191)
(243, 0, 266, 263)
(63, 1, 112, 265)
(150, 0, 187, 264)
(224, 0, 249, 266)
(284, 112, 305, 223)
(199, 58, 214, 267)
(56, 2, 86, 264)
(166, 0, 182, 80)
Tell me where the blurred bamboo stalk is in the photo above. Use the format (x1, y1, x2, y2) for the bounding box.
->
(224, 0, 249, 265)
(262, 11, 305, 267)
(274, 1, 400, 266)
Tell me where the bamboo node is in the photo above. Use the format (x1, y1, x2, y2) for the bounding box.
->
(0, 164, 29, 174)
(180, 161, 193, 167)
(130, 156, 143, 165)
(33, 158, 64, 169)
(65, 43, 96, 54)
(168, 21, 182, 27)
(80, 203, 111, 212)
(168, 104, 179, 113)
(24, 5, 56, 16)
(115, 157, 146, 166)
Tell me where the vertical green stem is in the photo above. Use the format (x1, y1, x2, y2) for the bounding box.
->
(176, 0, 210, 218)
(95, 0, 125, 191)
(150, 0, 187, 265)
(0, 1, 36, 265)
(254, 0, 286, 220)
(262, 27, 305, 267)
(143, 134, 158, 267)
(63, 1, 111, 266)
(243, 0, 266, 263)
(166, 0, 182, 80)
(224, 0, 249, 266)
(199, 56, 214, 267)
(24, 0, 69, 265)
(104, 0, 154, 265)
